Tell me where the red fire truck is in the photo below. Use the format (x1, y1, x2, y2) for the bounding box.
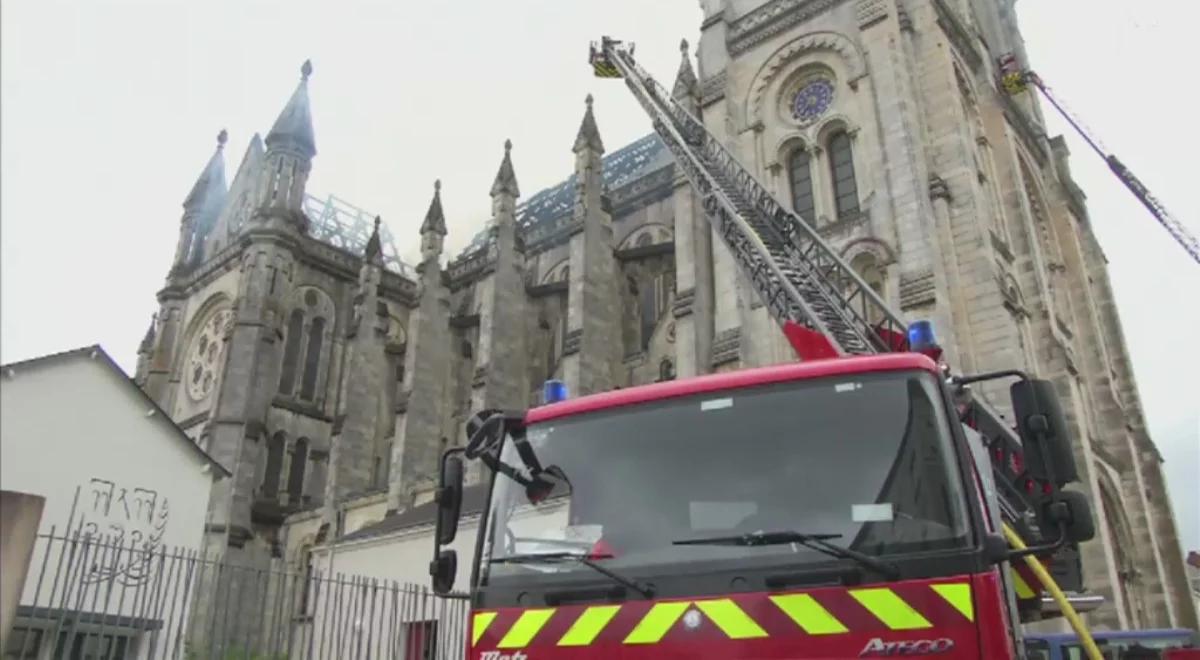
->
(429, 38, 1101, 659)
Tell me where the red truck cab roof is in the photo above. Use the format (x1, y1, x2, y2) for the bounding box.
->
(527, 353, 940, 425)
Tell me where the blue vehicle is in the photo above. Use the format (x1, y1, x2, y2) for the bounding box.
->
(1025, 628, 1198, 659)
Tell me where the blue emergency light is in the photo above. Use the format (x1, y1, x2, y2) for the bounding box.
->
(543, 379, 569, 404)
(907, 320, 938, 352)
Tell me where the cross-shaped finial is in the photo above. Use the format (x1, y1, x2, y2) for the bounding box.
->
(504, 138, 512, 153)
(680, 38, 689, 54)
(434, 179, 442, 192)
(585, 93, 594, 109)
(301, 59, 313, 80)
(217, 129, 228, 147)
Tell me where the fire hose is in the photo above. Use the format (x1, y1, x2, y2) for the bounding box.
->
(1002, 523, 1102, 660)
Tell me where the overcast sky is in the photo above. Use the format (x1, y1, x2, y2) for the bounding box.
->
(2, 0, 1196, 554)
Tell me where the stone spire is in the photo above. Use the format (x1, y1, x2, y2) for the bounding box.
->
(266, 60, 316, 157)
(364, 216, 384, 265)
(490, 139, 520, 199)
(171, 130, 229, 273)
(563, 93, 618, 397)
(420, 180, 447, 263)
(138, 313, 158, 354)
(183, 129, 229, 213)
(256, 61, 317, 216)
(672, 39, 700, 109)
(420, 179, 448, 236)
(573, 94, 605, 154)
(134, 312, 158, 386)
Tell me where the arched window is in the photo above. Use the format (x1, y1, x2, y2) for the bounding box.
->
(262, 432, 286, 497)
(299, 317, 325, 401)
(288, 438, 308, 504)
(828, 130, 859, 218)
(788, 149, 815, 224)
(279, 310, 305, 394)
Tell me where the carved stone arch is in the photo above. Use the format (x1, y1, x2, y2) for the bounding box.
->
(839, 237, 896, 266)
(171, 293, 234, 380)
(774, 134, 810, 170)
(1096, 467, 1139, 562)
(746, 31, 868, 123)
(617, 223, 674, 250)
(541, 258, 569, 285)
(814, 114, 861, 145)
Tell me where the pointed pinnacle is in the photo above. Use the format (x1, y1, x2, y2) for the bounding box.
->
(301, 59, 313, 80)
(217, 129, 228, 147)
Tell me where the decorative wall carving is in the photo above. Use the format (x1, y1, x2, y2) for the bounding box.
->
(711, 328, 742, 366)
(729, 0, 852, 55)
(899, 270, 937, 309)
(856, 0, 888, 28)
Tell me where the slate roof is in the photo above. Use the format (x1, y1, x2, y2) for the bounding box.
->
(338, 483, 490, 543)
(456, 133, 672, 259)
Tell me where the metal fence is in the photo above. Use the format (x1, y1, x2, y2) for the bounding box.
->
(8, 527, 469, 660)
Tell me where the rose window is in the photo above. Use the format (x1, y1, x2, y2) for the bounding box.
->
(186, 309, 233, 401)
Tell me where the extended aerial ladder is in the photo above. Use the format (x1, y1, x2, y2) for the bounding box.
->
(588, 37, 1089, 623)
(998, 54, 1199, 266)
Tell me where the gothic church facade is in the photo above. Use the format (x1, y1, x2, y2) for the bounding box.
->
(136, 0, 1195, 632)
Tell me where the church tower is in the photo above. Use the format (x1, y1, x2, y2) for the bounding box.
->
(689, 0, 1195, 629)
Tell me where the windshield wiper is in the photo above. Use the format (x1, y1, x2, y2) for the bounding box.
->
(489, 552, 655, 598)
(673, 531, 900, 580)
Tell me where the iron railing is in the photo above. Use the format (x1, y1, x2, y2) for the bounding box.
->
(9, 527, 468, 660)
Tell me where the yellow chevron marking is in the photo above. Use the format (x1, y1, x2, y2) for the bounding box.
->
(850, 588, 932, 630)
(623, 601, 690, 645)
(472, 612, 498, 646)
(769, 593, 849, 635)
(557, 605, 621, 647)
(497, 609, 556, 648)
(1011, 568, 1036, 599)
(931, 583, 975, 622)
(694, 599, 768, 639)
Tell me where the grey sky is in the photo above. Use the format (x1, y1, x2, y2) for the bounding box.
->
(2, 0, 1196, 553)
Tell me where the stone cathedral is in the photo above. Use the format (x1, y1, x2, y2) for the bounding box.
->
(135, 0, 1195, 633)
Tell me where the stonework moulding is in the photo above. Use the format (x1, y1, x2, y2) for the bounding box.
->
(728, 0, 852, 55)
(746, 31, 868, 122)
(711, 328, 742, 366)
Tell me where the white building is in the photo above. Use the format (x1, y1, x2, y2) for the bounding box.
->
(1, 345, 228, 659)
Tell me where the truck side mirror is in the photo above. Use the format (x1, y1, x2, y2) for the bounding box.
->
(435, 453, 464, 546)
(1049, 489, 1095, 544)
(1010, 379, 1078, 485)
(430, 550, 457, 595)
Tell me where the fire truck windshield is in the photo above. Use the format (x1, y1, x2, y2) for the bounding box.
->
(477, 369, 971, 600)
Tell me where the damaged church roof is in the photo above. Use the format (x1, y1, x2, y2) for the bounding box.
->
(456, 133, 672, 259)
